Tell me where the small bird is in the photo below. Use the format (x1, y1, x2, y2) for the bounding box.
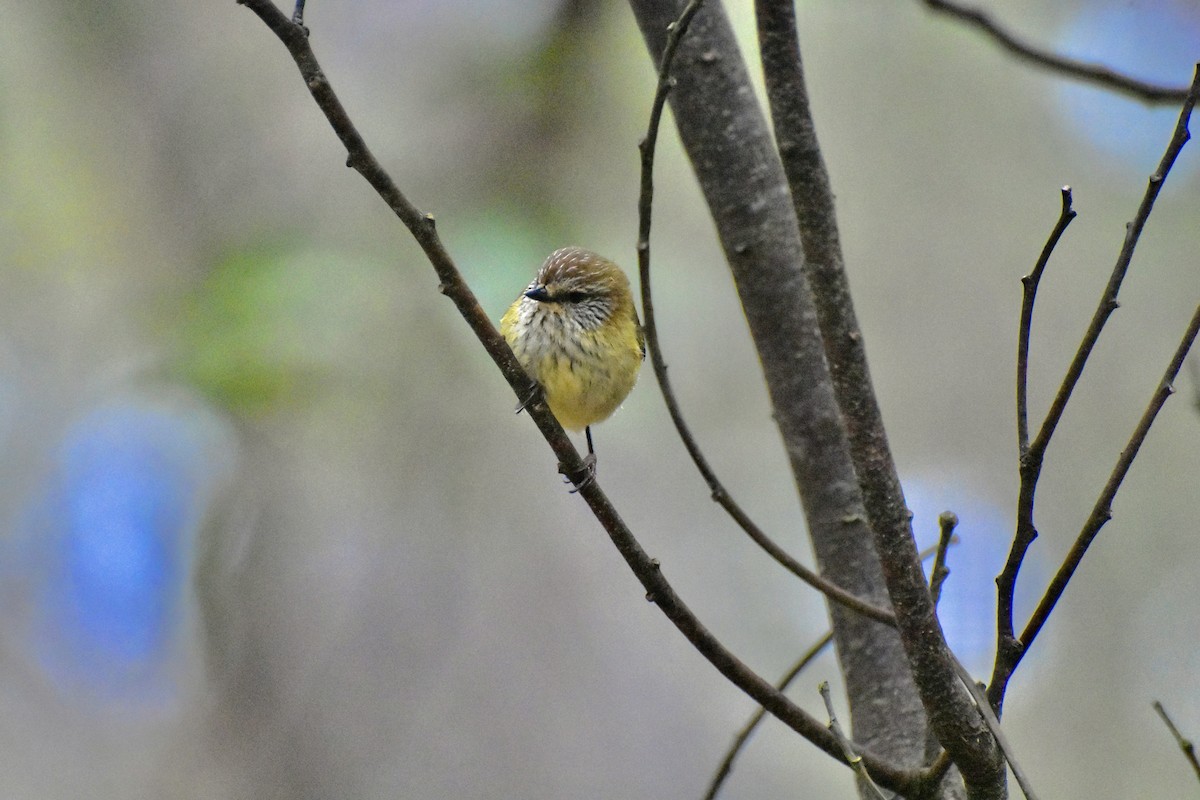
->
(500, 246, 645, 485)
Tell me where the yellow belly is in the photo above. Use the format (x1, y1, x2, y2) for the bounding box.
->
(502, 307, 643, 431)
(535, 344, 642, 431)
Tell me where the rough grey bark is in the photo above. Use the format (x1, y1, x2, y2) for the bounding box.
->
(752, 2, 997, 796)
(627, 0, 935, 791)
(746, 8, 1200, 797)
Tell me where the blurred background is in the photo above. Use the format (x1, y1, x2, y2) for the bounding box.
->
(0, 0, 1197, 797)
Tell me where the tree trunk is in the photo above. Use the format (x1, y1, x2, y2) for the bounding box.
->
(628, 1, 940, 793)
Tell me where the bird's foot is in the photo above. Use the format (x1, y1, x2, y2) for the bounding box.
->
(559, 453, 597, 494)
(514, 383, 543, 415)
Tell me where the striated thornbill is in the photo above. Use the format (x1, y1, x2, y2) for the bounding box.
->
(500, 246, 645, 463)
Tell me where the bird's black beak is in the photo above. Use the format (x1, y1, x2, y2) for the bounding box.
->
(524, 285, 551, 302)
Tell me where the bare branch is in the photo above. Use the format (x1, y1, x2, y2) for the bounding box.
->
(1020, 304, 1200, 650)
(1030, 68, 1200, 461)
(949, 656, 1041, 800)
(996, 186, 1076, 695)
(703, 632, 834, 800)
(755, 1, 1001, 791)
(1153, 701, 1200, 785)
(928, 512, 957, 608)
(990, 66, 1200, 711)
(629, 0, 939, 778)
(706, 541, 959, 800)
(924, 523, 1040, 800)
(923, 0, 1192, 105)
(820, 682, 893, 800)
(635, 0, 895, 628)
(235, 0, 923, 792)
(1017, 188, 1077, 457)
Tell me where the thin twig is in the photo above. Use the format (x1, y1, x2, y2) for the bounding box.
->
(1021, 304, 1200, 650)
(928, 511, 957, 607)
(949, 656, 1041, 800)
(920, 510, 1040, 798)
(1033, 69, 1196, 456)
(997, 186, 1076, 695)
(820, 682, 893, 800)
(703, 632, 834, 800)
(923, 524, 1041, 799)
(703, 541, 955, 800)
(636, 0, 895, 627)
(1154, 701, 1200, 785)
(234, 0, 923, 792)
(1017, 187, 1077, 457)
(991, 65, 1200, 713)
(923, 0, 1192, 105)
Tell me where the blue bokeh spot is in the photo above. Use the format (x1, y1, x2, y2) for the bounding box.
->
(904, 479, 1043, 675)
(27, 401, 228, 704)
(1053, 2, 1200, 170)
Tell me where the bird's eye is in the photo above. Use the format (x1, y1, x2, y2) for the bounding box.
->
(563, 290, 589, 303)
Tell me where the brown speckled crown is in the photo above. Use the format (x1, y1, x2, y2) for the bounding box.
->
(537, 247, 628, 296)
